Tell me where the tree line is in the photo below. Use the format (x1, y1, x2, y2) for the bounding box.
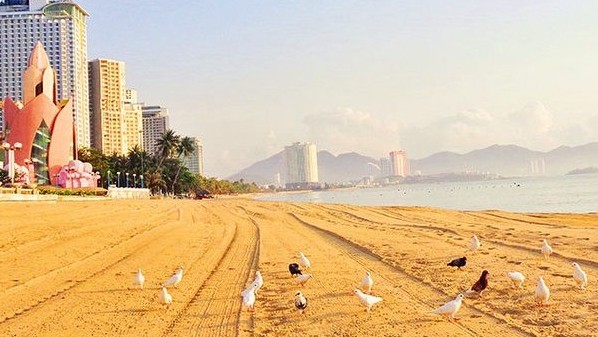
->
(78, 129, 260, 196)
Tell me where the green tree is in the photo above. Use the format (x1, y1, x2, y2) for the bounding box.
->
(155, 130, 180, 169)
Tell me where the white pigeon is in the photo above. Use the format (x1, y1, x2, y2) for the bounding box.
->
(299, 252, 311, 270)
(133, 268, 145, 289)
(353, 289, 383, 313)
(572, 262, 588, 290)
(242, 283, 257, 310)
(535, 276, 550, 306)
(467, 235, 481, 253)
(507, 271, 525, 289)
(158, 287, 173, 307)
(253, 271, 264, 295)
(360, 272, 374, 293)
(296, 274, 313, 287)
(241, 281, 258, 297)
(541, 239, 553, 259)
(431, 294, 463, 321)
(294, 291, 308, 314)
(163, 266, 184, 288)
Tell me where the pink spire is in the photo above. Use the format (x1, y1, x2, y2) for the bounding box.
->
(27, 41, 50, 70)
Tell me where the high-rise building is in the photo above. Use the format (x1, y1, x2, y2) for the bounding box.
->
(379, 157, 391, 177)
(283, 142, 318, 189)
(142, 105, 169, 155)
(389, 150, 409, 177)
(123, 88, 143, 152)
(88, 58, 126, 155)
(181, 137, 204, 176)
(0, 1, 90, 148)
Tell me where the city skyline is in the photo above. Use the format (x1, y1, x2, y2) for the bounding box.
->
(76, 1, 598, 178)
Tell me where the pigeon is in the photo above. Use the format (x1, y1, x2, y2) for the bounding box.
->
(353, 289, 383, 313)
(465, 270, 489, 297)
(242, 282, 257, 310)
(431, 294, 464, 321)
(296, 274, 313, 287)
(299, 252, 311, 270)
(253, 271, 264, 295)
(163, 266, 184, 288)
(360, 272, 374, 293)
(158, 287, 173, 307)
(541, 239, 553, 259)
(447, 257, 467, 270)
(572, 262, 588, 290)
(289, 263, 302, 277)
(535, 276, 550, 306)
(507, 271, 525, 289)
(294, 291, 308, 314)
(467, 235, 481, 253)
(133, 268, 145, 289)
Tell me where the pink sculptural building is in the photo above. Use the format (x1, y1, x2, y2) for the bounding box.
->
(2, 42, 99, 188)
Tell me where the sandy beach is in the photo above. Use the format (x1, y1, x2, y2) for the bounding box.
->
(0, 198, 597, 336)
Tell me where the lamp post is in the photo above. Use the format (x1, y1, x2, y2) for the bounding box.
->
(117, 171, 121, 188)
(133, 173, 137, 188)
(126, 172, 129, 188)
(107, 170, 111, 187)
(140, 174, 144, 188)
(2, 142, 23, 184)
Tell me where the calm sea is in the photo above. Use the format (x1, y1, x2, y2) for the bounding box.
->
(255, 174, 598, 213)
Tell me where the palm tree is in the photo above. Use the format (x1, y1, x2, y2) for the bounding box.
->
(155, 130, 180, 169)
(171, 136, 195, 193)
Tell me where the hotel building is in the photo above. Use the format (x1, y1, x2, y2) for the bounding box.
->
(389, 150, 410, 177)
(141, 105, 169, 156)
(181, 136, 204, 176)
(0, 0, 90, 148)
(283, 142, 318, 189)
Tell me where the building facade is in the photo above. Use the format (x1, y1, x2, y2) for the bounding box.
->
(141, 105, 169, 156)
(123, 88, 142, 152)
(181, 136, 203, 176)
(88, 58, 126, 155)
(389, 150, 409, 177)
(283, 142, 318, 189)
(0, 0, 90, 148)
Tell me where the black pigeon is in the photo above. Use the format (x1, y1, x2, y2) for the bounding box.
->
(294, 291, 308, 314)
(447, 256, 467, 269)
(289, 263, 302, 276)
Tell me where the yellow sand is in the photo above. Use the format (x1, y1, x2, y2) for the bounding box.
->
(0, 198, 597, 336)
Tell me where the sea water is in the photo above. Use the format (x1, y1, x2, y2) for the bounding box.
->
(256, 174, 598, 214)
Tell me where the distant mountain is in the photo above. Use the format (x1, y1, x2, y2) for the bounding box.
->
(227, 142, 598, 185)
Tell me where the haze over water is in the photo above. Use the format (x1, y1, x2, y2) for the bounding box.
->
(257, 174, 598, 214)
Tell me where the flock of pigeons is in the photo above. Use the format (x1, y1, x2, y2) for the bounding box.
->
(131, 265, 184, 307)
(432, 235, 589, 321)
(239, 251, 384, 315)
(130, 235, 589, 321)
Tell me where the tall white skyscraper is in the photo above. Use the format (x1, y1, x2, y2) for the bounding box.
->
(284, 142, 318, 189)
(142, 105, 169, 156)
(181, 137, 204, 176)
(0, 0, 90, 148)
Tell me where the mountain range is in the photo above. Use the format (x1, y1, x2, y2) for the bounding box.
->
(227, 142, 598, 185)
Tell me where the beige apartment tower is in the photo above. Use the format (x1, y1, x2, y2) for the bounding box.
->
(88, 58, 127, 155)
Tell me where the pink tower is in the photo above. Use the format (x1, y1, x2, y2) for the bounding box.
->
(2, 41, 75, 186)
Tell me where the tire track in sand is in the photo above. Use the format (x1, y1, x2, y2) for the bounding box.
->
(163, 205, 260, 337)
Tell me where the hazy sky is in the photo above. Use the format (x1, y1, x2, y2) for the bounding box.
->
(78, 0, 598, 178)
